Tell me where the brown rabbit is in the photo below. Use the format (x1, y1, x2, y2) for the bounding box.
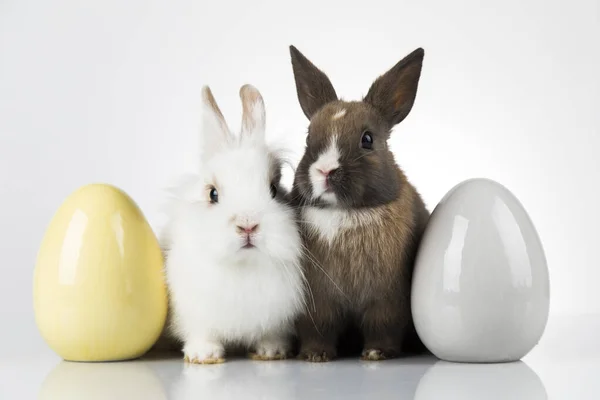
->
(288, 46, 430, 362)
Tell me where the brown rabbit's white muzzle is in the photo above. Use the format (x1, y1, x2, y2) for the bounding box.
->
(309, 136, 341, 204)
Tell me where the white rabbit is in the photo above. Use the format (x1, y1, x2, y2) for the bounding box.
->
(161, 85, 306, 364)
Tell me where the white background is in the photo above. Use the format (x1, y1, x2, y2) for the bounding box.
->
(0, 0, 598, 356)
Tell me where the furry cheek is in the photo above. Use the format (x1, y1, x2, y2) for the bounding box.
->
(260, 207, 302, 261)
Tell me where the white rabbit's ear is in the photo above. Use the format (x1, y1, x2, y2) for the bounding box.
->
(201, 86, 232, 156)
(239, 84, 266, 143)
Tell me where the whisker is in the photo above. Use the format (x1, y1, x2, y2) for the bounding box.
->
(351, 148, 381, 164)
(268, 248, 320, 336)
(300, 244, 350, 303)
(294, 260, 316, 313)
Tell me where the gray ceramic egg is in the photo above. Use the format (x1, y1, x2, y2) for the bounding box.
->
(411, 178, 550, 363)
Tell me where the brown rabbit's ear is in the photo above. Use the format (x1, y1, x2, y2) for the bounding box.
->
(364, 48, 425, 127)
(289, 45, 338, 120)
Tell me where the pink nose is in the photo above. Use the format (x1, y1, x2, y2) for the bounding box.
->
(236, 224, 259, 234)
(317, 168, 337, 177)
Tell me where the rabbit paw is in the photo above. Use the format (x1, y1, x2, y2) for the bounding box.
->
(183, 339, 225, 364)
(250, 338, 290, 361)
(298, 349, 335, 363)
(361, 348, 397, 361)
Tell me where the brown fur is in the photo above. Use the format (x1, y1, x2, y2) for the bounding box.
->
(288, 45, 430, 361)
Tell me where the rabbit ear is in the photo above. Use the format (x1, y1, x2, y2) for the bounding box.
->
(363, 48, 424, 127)
(200, 85, 232, 156)
(289, 45, 338, 119)
(239, 84, 266, 142)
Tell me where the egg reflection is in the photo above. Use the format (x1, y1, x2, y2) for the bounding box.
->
(414, 360, 547, 400)
(38, 360, 168, 400)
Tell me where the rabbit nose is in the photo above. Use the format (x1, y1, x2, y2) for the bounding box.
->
(317, 167, 338, 177)
(236, 224, 259, 234)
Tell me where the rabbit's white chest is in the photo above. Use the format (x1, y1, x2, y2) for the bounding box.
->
(303, 206, 381, 245)
(167, 250, 303, 343)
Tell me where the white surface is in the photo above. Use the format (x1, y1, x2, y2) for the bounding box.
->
(412, 178, 549, 362)
(1, 315, 599, 399)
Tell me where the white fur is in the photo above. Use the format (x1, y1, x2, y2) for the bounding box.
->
(309, 135, 340, 204)
(303, 206, 382, 245)
(162, 86, 305, 363)
(331, 108, 346, 120)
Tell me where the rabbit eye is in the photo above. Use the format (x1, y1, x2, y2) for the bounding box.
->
(361, 131, 374, 149)
(270, 183, 278, 198)
(209, 187, 219, 204)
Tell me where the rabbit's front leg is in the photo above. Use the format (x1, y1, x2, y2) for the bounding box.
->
(296, 297, 344, 362)
(360, 297, 408, 361)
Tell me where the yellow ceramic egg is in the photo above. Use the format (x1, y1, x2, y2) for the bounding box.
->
(33, 184, 167, 362)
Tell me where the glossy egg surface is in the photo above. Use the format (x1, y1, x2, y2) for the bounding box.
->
(33, 184, 167, 361)
(411, 178, 550, 363)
